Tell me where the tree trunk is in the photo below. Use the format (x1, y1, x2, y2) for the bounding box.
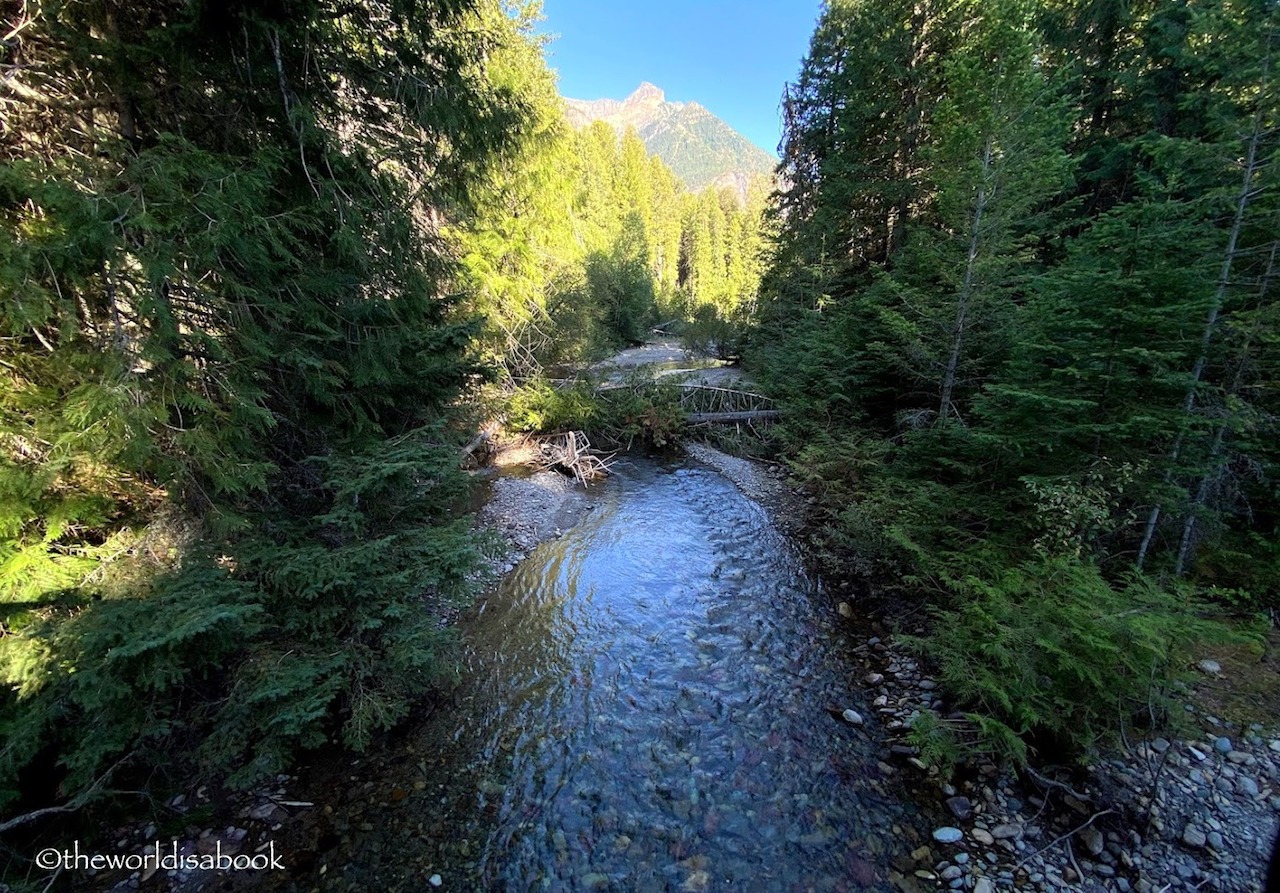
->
(1135, 90, 1267, 570)
(939, 136, 993, 423)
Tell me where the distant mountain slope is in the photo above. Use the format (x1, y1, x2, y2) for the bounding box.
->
(564, 83, 776, 193)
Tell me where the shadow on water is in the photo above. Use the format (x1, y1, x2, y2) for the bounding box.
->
(322, 456, 917, 892)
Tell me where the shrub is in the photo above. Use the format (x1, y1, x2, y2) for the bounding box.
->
(905, 555, 1241, 768)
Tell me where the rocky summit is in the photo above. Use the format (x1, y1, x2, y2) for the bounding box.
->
(564, 82, 776, 194)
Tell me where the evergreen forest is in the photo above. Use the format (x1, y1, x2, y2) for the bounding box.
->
(2, 0, 1279, 883)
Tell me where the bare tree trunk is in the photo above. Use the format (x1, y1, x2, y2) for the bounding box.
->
(939, 136, 993, 423)
(1172, 240, 1277, 574)
(1135, 89, 1267, 570)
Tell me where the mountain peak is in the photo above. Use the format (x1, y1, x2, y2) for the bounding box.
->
(563, 85, 775, 195)
(626, 82, 665, 105)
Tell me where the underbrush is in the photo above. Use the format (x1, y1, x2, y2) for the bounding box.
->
(505, 373, 686, 449)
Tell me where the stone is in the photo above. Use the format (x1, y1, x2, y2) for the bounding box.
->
(974, 879, 994, 893)
(1225, 750, 1250, 765)
(1182, 825, 1207, 848)
(865, 672, 884, 684)
(971, 828, 995, 846)
(941, 866, 963, 881)
(1197, 659, 1222, 675)
(946, 796, 974, 820)
(1214, 736, 1233, 754)
(1188, 746, 1207, 762)
(1080, 825, 1105, 857)
(429, 875, 443, 888)
(911, 846, 932, 862)
(919, 679, 937, 690)
(1151, 737, 1171, 754)
(1207, 831, 1224, 850)
(842, 708, 865, 726)
(1239, 776, 1261, 797)
(933, 827, 964, 844)
(838, 602, 854, 617)
(990, 823, 1022, 840)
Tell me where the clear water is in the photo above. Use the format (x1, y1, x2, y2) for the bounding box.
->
(319, 457, 916, 892)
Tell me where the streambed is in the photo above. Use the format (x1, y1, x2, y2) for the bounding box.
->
(305, 455, 920, 892)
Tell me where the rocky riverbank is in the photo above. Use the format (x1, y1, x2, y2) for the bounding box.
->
(688, 438, 1279, 893)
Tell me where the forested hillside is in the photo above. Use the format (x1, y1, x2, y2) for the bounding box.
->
(0, 0, 766, 831)
(757, 0, 1279, 762)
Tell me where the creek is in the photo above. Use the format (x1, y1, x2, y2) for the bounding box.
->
(326, 454, 916, 892)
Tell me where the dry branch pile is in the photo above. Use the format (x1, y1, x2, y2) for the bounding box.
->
(534, 431, 614, 485)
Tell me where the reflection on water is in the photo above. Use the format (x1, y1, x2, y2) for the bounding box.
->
(327, 457, 914, 892)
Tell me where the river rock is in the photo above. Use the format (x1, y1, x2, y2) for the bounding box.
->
(429, 875, 443, 888)
(841, 708, 865, 725)
(971, 828, 995, 845)
(838, 602, 854, 617)
(1197, 659, 1222, 675)
(1214, 736, 1233, 754)
(865, 672, 884, 684)
(946, 796, 974, 820)
(933, 827, 964, 844)
(974, 878, 994, 893)
(1182, 825, 1207, 848)
(1080, 825, 1105, 857)
(990, 823, 1022, 840)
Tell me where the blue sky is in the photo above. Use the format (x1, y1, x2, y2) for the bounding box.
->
(538, 1, 822, 157)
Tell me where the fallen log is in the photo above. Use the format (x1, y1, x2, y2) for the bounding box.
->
(686, 410, 782, 424)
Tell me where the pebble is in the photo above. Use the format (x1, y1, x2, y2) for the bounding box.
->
(933, 827, 964, 844)
(1214, 737, 1233, 754)
(1182, 825, 1207, 848)
(974, 879, 994, 893)
(990, 823, 1021, 840)
(429, 875, 443, 887)
(1151, 737, 1171, 754)
(1197, 659, 1222, 675)
(841, 708, 864, 726)
(1226, 750, 1251, 765)
(971, 828, 995, 845)
(945, 796, 974, 820)
(1239, 776, 1261, 797)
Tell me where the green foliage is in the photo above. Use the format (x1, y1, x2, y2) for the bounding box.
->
(756, 0, 1280, 766)
(682, 303, 752, 361)
(506, 375, 685, 449)
(506, 379, 603, 433)
(0, 0, 522, 818)
(906, 557, 1236, 764)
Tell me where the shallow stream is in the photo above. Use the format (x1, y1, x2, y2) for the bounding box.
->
(323, 455, 916, 892)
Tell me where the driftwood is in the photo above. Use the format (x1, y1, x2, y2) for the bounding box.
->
(534, 431, 613, 485)
(686, 409, 782, 424)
